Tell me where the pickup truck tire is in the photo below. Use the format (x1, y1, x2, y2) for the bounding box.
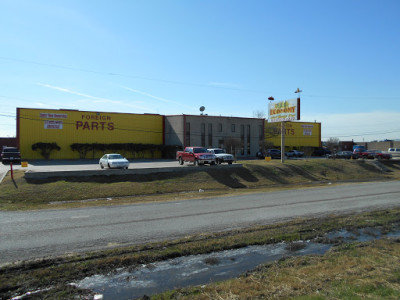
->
(228, 161, 232, 164)
(211, 161, 216, 166)
(179, 157, 184, 165)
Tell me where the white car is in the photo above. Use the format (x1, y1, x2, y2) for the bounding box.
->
(207, 148, 234, 164)
(285, 150, 304, 158)
(388, 148, 400, 158)
(99, 154, 130, 169)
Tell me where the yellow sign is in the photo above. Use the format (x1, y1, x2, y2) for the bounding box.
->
(265, 121, 321, 148)
(18, 108, 164, 159)
(268, 99, 300, 122)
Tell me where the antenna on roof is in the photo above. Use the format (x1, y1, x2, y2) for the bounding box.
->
(200, 106, 205, 115)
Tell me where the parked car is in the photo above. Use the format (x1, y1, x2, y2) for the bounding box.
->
(1, 147, 21, 164)
(353, 145, 366, 154)
(388, 148, 400, 158)
(285, 150, 304, 158)
(359, 150, 391, 160)
(207, 148, 234, 164)
(353, 149, 364, 156)
(256, 150, 266, 159)
(99, 153, 130, 169)
(327, 151, 358, 159)
(359, 150, 376, 159)
(266, 149, 281, 159)
(373, 150, 392, 160)
(177, 147, 216, 166)
(312, 147, 331, 156)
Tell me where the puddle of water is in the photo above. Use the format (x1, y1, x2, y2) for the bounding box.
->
(326, 227, 383, 242)
(75, 242, 330, 300)
(74, 227, 400, 300)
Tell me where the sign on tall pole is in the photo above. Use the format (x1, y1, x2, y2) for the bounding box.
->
(268, 98, 300, 123)
(281, 121, 285, 163)
(268, 95, 301, 163)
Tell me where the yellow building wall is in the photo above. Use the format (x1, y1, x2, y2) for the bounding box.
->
(265, 121, 321, 148)
(17, 108, 164, 159)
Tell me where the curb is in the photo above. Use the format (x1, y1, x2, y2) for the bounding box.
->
(24, 164, 243, 180)
(0, 169, 7, 184)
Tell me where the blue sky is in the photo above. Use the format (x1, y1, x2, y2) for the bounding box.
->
(1, 0, 399, 141)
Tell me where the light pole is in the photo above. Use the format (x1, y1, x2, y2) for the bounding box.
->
(268, 96, 285, 162)
(294, 88, 302, 98)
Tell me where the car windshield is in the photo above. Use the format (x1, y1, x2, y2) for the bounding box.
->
(193, 148, 208, 153)
(3, 148, 18, 152)
(109, 154, 123, 159)
(213, 149, 225, 154)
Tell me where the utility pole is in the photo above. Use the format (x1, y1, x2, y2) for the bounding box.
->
(281, 121, 285, 163)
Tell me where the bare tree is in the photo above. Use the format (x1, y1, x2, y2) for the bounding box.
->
(224, 137, 242, 160)
(253, 110, 266, 119)
(326, 137, 340, 152)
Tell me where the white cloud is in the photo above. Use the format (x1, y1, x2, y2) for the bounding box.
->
(0, 122, 16, 137)
(120, 86, 179, 104)
(37, 83, 120, 104)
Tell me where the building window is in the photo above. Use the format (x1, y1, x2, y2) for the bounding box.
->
(208, 123, 213, 147)
(231, 124, 235, 132)
(201, 123, 205, 147)
(218, 139, 224, 148)
(259, 125, 263, 142)
(240, 124, 244, 155)
(247, 124, 251, 155)
(185, 122, 190, 146)
(218, 123, 222, 132)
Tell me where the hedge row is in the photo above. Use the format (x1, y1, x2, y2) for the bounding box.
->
(31, 142, 181, 159)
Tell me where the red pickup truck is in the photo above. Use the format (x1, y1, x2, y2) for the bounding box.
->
(357, 150, 392, 160)
(177, 147, 216, 166)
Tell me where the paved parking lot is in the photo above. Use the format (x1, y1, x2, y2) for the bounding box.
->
(0, 160, 175, 181)
(1, 159, 187, 170)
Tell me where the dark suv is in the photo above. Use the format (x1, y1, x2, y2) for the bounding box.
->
(1, 147, 21, 164)
(267, 149, 281, 159)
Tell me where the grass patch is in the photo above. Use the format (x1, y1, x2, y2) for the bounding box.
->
(1, 159, 399, 211)
(1, 208, 400, 299)
(173, 238, 400, 300)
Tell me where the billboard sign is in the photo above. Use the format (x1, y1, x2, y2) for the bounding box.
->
(268, 98, 300, 122)
(44, 120, 63, 129)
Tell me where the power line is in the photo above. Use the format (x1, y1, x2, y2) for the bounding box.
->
(2, 56, 399, 100)
(322, 129, 400, 139)
(0, 56, 267, 94)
